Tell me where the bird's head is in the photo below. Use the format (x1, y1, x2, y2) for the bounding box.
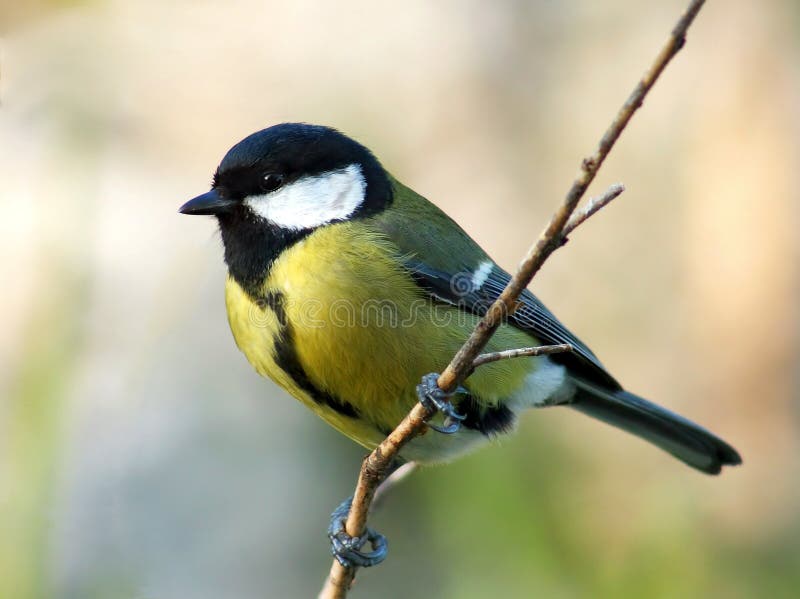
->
(180, 123, 392, 229)
(180, 123, 394, 293)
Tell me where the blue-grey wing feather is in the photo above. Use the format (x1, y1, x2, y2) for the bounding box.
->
(405, 259, 621, 390)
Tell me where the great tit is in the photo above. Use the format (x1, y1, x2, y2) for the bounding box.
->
(180, 123, 741, 568)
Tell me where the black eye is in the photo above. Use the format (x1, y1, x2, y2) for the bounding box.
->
(261, 173, 285, 192)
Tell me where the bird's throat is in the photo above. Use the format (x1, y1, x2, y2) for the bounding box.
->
(217, 211, 312, 298)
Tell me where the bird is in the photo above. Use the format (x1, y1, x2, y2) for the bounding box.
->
(180, 122, 741, 568)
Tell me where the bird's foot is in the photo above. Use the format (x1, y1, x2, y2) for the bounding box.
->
(416, 372, 467, 434)
(327, 496, 388, 569)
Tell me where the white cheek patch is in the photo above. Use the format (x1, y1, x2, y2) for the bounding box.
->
(244, 163, 366, 230)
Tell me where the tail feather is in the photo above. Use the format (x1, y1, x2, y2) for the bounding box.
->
(569, 379, 742, 475)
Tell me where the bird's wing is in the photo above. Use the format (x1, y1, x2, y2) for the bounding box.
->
(403, 259, 621, 390)
(369, 178, 621, 390)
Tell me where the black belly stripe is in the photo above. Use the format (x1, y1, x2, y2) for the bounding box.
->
(457, 395, 516, 436)
(266, 292, 360, 419)
(253, 290, 287, 326)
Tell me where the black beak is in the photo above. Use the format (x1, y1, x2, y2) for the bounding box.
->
(179, 190, 236, 215)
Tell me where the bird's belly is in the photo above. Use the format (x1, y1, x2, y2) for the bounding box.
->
(224, 224, 559, 461)
(225, 275, 388, 449)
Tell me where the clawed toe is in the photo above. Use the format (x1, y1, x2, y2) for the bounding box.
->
(327, 497, 388, 569)
(416, 372, 467, 434)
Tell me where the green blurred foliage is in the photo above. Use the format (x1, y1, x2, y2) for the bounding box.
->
(0, 272, 88, 598)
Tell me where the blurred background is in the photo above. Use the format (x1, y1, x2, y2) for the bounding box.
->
(1, 0, 798, 597)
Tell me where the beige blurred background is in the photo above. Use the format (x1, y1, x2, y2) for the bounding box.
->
(1, 1, 798, 597)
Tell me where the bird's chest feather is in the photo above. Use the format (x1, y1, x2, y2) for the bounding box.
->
(225, 224, 439, 435)
(225, 222, 541, 456)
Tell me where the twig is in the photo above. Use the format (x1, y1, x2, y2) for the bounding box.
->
(471, 343, 573, 370)
(320, 404, 431, 597)
(562, 184, 626, 240)
(319, 1, 706, 596)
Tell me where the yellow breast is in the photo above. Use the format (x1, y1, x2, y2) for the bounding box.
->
(225, 221, 536, 451)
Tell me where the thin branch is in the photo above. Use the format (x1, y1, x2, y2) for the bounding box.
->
(320, 405, 431, 597)
(319, 1, 706, 596)
(562, 183, 626, 240)
(472, 343, 573, 370)
(434, 0, 705, 396)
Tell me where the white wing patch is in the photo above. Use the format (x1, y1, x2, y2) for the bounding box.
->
(244, 163, 366, 230)
(471, 260, 494, 290)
